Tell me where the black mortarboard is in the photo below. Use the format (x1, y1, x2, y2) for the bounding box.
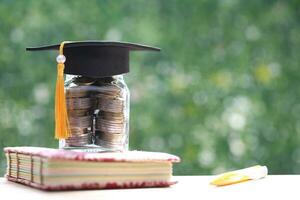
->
(26, 41, 160, 77)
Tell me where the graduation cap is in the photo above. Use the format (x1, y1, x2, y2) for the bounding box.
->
(26, 41, 160, 77)
(26, 41, 160, 140)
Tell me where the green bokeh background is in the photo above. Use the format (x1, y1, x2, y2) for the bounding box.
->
(1, 0, 300, 175)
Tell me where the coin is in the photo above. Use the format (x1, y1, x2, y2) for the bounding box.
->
(66, 142, 90, 147)
(98, 99, 123, 113)
(65, 132, 92, 146)
(66, 86, 90, 98)
(69, 116, 92, 128)
(99, 111, 124, 118)
(69, 127, 88, 135)
(96, 118, 124, 127)
(96, 126, 123, 133)
(94, 84, 121, 95)
(67, 109, 91, 117)
(93, 77, 115, 85)
(97, 122, 124, 130)
(73, 76, 96, 86)
(97, 132, 123, 143)
(66, 97, 93, 109)
(66, 138, 90, 143)
(100, 117, 124, 123)
(68, 132, 90, 138)
(95, 138, 124, 149)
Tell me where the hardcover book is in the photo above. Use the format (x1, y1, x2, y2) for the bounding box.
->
(4, 147, 180, 191)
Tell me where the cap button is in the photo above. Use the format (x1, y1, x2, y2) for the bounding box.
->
(56, 55, 66, 64)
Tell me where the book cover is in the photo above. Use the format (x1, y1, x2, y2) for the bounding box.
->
(4, 147, 180, 191)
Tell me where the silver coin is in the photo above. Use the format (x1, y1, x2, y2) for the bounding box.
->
(69, 127, 89, 135)
(66, 142, 90, 147)
(98, 113, 125, 123)
(68, 109, 91, 117)
(66, 98, 92, 109)
(97, 123, 124, 131)
(99, 118, 124, 124)
(95, 119, 124, 127)
(95, 124, 123, 132)
(66, 141, 90, 145)
(96, 126, 123, 133)
(98, 97, 123, 105)
(66, 134, 91, 144)
(96, 120, 123, 126)
(66, 140, 90, 144)
(66, 138, 91, 143)
(97, 121, 124, 129)
(96, 126, 123, 131)
(95, 139, 123, 148)
(66, 135, 91, 141)
(94, 85, 121, 95)
(73, 76, 96, 86)
(96, 93, 119, 100)
(67, 133, 91, 139)
(69, 116, 92, 128)
(98, 117, 124, 124)
(66, 87, 90, 98)
(98, 132, 123, 143)
(99, 111, 124, 118)
(98, 105, 123, 113)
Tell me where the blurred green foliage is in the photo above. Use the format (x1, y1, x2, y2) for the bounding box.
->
(1, 0, 300, 176)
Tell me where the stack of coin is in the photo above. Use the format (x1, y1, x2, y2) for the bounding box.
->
(65, 85, 94, 147)
(66, 97, 92, 110)
(97, 95, 124, 113)
(69, 115, 92, 127)
(65, 132, 92, 147)
(95, 131, 124, 149)
(94, 84, 126, 148)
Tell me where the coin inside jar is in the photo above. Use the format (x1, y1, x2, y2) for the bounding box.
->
(67, 109, 91, 117)
(99, 111, 124, 120)
(97, 131, 123, 143)
(69, 116, 92, 128)
(69, 127, 88, 135)
(95, 138, 124, 149)
(65, 133, 92, 146)
(96, 125, 124, 134)
(94, 84, 121, 96)
(66, 86, 90, 98)
(73, 76, 96, 86)
(96, 118, 124, 127)
(98, 98, 124, 113)
(99, 111, 123, 117)
(66, 97, 93, 109)
(66, 135, 90, 141)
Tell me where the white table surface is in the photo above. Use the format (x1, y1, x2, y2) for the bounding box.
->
(1, 175, 299, 200)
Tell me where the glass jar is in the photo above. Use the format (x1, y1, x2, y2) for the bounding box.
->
(59, 75, 130, 152)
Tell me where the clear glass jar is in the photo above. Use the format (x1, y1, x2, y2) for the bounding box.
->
(59, 75, 130, 152)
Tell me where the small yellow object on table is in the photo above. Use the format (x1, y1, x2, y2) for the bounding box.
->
(210, 165, 268, 186)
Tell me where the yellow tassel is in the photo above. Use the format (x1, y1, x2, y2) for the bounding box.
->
(55, 41, 70, 139)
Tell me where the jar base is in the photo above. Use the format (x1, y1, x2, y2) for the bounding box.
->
(60, 144, 126, 152)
